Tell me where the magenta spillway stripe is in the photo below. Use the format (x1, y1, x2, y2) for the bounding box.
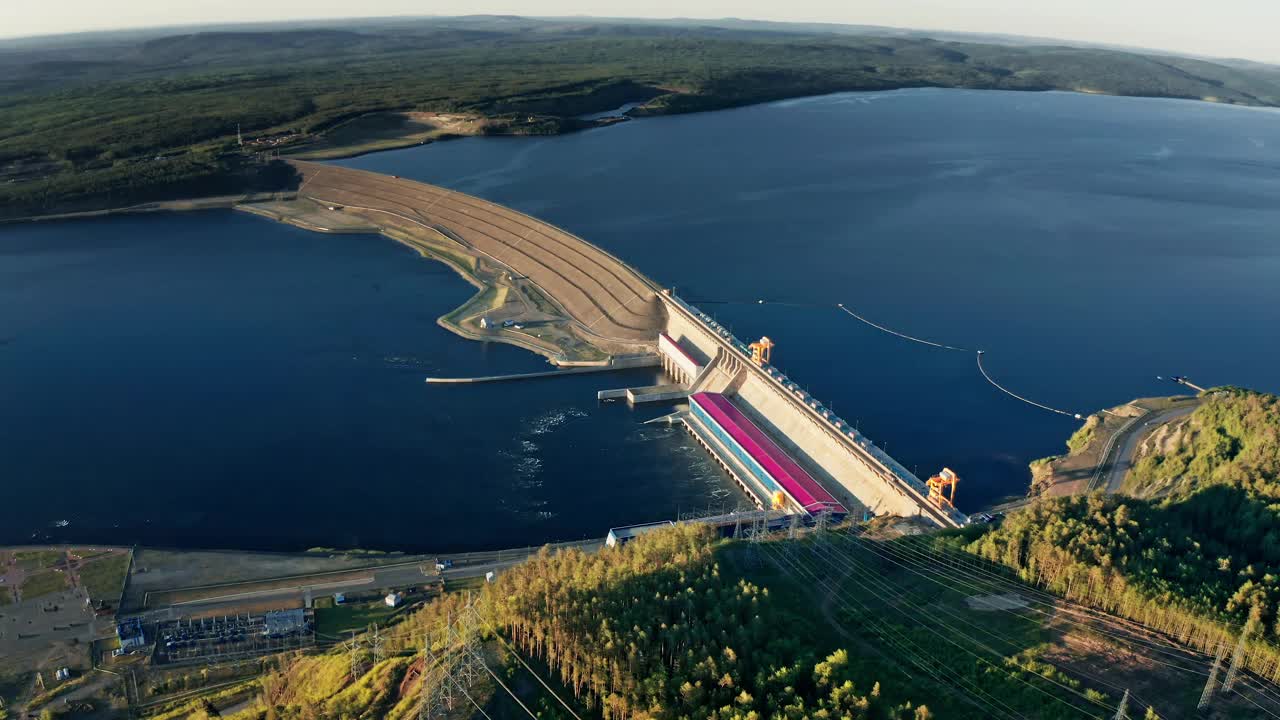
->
(690, 392, 847, 515)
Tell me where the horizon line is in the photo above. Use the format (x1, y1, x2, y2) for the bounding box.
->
(0, 13, 1275, 68)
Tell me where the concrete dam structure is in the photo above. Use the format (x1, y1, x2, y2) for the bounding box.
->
(283, 165, 963, 528)
(660, 292, 965, 528)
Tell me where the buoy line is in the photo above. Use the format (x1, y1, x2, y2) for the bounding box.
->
(834, 300, 1089, 420)
(690, 295, 1097, 421)
(976, 351, 1084, 419)
(835, 303, 970, 352)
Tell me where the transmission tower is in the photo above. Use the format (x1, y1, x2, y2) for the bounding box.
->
(788, 512, 802, 540)
(419, 633, 452, 720)
(370, 623, 386, 664)
(1198, 643, 1228, 709)
(455, 599, 487, 689)
(420, 600, 488, 720)
(745, 512, 768, 566)
(349, 630, 369, 681)
(1111, 688, 1129, 720)
(814, 509, 830, 540)
(1222, 630, 1251, 693)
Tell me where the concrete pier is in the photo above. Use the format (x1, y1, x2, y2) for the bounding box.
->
(427, 357, 659, 384)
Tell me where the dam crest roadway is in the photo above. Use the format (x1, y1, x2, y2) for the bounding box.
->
(255, 162, 965, 529)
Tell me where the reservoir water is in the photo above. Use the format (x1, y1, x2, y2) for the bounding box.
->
(4, 89, 1280, 550)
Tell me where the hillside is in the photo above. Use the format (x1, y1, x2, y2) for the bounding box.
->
(965, 388, 1280, 683)
(1123, 388, 1280, 499)
(4, 16, 1280, 217)
(85, 522, 1280, 720)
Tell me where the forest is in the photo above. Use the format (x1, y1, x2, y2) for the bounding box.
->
(4, 16, 1280, 216)
(218, 525, 934, 720)
(1124, 388, 1280, 499)
(142, 521, 1209, 720)
(963, 388, 1280, 681)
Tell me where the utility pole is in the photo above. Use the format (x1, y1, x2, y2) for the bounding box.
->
(1198, 643, 1227, 709)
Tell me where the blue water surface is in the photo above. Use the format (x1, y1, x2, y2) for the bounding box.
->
(3, 89, 1279, 549)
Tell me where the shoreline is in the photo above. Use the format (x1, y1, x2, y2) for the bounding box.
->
(3, 85, 1271, 227)
(236, 199, 587, 365)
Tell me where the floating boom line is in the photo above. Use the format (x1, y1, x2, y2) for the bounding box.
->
(977, 351, 1083, 419)
(834, 300, 1094, 420)
(836, 303, 970, 352)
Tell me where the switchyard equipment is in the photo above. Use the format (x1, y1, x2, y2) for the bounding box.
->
(927, 468, 960, 510)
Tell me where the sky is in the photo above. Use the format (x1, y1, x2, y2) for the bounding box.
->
(3, 1, 1279, 64)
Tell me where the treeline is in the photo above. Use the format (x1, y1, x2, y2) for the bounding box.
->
(1126, 387, 1280, 498)
(6, 21, 1280, 217)
(243, 525, 931, 720)
(0, 155, 299, 218)
(482, 524, 928, 720)
(964, 389, 1280, 682)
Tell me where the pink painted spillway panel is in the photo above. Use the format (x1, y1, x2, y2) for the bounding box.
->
(691, 392, 846, 515)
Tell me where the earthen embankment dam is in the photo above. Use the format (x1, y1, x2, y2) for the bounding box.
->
(294, 161, 666, 351)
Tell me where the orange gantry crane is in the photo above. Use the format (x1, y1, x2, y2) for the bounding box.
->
(927, 468, 960, 510)
(748, 336, 775, 366)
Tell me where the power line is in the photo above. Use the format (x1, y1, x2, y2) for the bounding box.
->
(759, 535, 1027, 720)
(870, 532, 1280, 717)
(802, 535, 1112, 717)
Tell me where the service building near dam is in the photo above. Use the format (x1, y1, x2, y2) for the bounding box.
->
(274, 162, 968, 530)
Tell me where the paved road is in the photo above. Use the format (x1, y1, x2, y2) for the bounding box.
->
(1101, 402, 1200, 493)
(129, 539, 603, 623)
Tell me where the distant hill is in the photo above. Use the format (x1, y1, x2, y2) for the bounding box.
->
(4, 15, 1280, 217)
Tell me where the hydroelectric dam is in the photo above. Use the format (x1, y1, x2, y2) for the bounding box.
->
(275, 162, 966, 529)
